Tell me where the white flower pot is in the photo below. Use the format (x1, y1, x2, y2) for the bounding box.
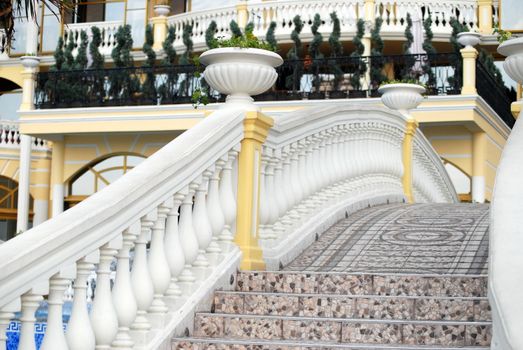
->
(153, 5, 170, 17)
(200, 48, 283, 109)
(498, 37, 523, 84)
(457, 32, 481, 48)
(378, 83, 426, 115)
(20, 56, 40, 68)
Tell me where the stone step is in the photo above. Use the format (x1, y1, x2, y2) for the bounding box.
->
(213, 291, 491, 322)
(235, 271, 487, 297)
(173, 337, 491, 350)
(193, 313, 491, 347)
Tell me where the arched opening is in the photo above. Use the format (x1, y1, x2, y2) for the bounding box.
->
(65, 153, 146, 209)
(0, 176, 34, 241)
(442, 159, 472, 202)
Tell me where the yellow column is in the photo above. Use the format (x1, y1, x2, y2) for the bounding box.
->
(235, 111, 273, 270)
(50, 139, 65, 217)
(472, 132, 486, 203)
(152, 3, 170, 50)
(512, 84, 522, 118)
(478, 0, 493, 34)
(20, 68, 38, 111)
(402, 119, 418, 203)
(236, 1, 249, 29)
(461, 47, 478, 95)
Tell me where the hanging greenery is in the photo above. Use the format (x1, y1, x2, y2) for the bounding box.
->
(370, 17, 386, 87)
(75, 30, 89, 70)
(110, 25, 140, 102)
(205, 20, 218, 49)
(350, 18, 366, 91)
(329, 12, 344, 91)
(230, 20, 243, 39)
(158, 25, 178, 103)
(266, 21, 278, 52)
(422, 14, 437, 89)
(286, 15, 304, 91)
(142, 25, 157, 102)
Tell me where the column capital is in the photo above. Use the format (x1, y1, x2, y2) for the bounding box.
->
(460, 47, 479, 59)
(243, 111, 274, 143)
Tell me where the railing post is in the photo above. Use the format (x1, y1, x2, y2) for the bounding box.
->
(402, 119, 418, 203)
(235, 111, 273, 270)
(472, 132, 487, 203)
(461, 46, 478, 95)
(152, 2, 170, 51)
(50, 138, 65, 217)
(236, 0, 249, 30)
(478, 0, 493, 34)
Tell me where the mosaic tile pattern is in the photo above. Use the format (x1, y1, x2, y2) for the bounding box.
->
(284, 204, 489, 275)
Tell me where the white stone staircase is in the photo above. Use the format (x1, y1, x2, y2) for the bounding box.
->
(173, 271, 491, 349)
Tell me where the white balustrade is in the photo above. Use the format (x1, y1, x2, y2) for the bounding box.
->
(164, 192, 185, 303)
(219, 149, 239, 251)
(63, 20, 122, 56)
(0, 121, 47, 151)
(19, 293, 43, 350)
(178, 183, 199, 293)
(0, 29, 8, 59)
(193, 168, 213, 278)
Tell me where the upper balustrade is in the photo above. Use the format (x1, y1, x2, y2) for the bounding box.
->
(0, 121, 48, 151)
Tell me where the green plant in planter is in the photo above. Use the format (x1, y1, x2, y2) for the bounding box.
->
(44, 37, 66, 105)
(89, 26, 106, 103)
(422, 14, 437, 89)
(142, 25, 157, 102)
(75, 30, 88, 69)
(158, 25, 178, 103)
(350, 18, 366, 91)
(329, 12, 344, 92)
(286, 15, 304, 91)
(381, 78, 425, 87)
(371, 17, 386, 88)
(447, 17, 469, 92)
(205, 20, 218, 49)
(52, 37, 65, 71)
(63, 32, 75, 70)
(494, 23, 512, 43)
(266, 21, 278, 52)
(230, 20, 243, 39)
(110, 25, 140, 102)
(402, 13, 416, 79)
(309, 14, 323, 94)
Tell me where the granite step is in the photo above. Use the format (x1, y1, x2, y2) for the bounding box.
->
(235, 271, 487, 297)
(172, 337, 491, 350)
(213, 291, 491, 322)
(193, 313, 491, 347)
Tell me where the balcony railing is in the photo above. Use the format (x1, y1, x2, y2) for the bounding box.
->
(63, 20, 123, 57)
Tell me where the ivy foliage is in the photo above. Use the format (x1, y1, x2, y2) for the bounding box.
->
(350, 18, 367, 91)
(370, 17, 386, 87)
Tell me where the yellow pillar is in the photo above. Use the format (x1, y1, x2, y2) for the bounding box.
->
(20, 68, 38, 111)
(235, 111, 273, 270)
(461, 47, 478, 95)
(152, 3, 170, 50)
(472, 132, 486, 203)
(50, 139, 65, 217)
(236, 1, 249, 29)
(402, 119, 418, 203)
(478, 0, 493, 34)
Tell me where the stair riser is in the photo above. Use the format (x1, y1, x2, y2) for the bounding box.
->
(214, 293, 491, 322)
(194, 315, 491, 347)
(236, 273, 487, 297)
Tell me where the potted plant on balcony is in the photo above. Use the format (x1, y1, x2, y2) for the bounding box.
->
(378, 79, 426, 117)
(198, 26, 283, 110)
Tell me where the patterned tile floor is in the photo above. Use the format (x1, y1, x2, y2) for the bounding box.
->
(285, 203, 489, 275)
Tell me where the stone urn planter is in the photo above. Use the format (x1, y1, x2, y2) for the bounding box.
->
(378, 83, 426, 117)
(20, 55, 40, 68)
(200, 48, 283, 110)
(498, 37, 523, 85)
(153, 4, 170, 16)
(457, 31, 481, 48)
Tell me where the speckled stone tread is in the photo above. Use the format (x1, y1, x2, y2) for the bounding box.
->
(235, 272, 488, 297)
(193, 313, 491, 347)
(172, 337, 491, 350)
(213, 291, 491, 322)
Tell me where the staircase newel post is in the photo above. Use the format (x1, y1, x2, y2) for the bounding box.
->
(234, 111, 274, 270)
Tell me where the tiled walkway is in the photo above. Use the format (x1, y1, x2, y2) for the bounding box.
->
(285, 203, 489, 275)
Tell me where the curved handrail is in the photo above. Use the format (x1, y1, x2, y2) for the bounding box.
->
(0, 107, 244, 305)
(489, 114, 523, 350)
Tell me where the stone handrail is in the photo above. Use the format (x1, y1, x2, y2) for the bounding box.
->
(412, 131, 459, 203)
(0, 108, 245, 349)
(63, 20, 123, 56)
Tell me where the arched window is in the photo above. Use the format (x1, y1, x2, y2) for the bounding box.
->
(66, 154, 145, 207)
(0, 176, 34, 241)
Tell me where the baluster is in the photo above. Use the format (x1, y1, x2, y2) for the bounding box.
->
(207, 159, 225, 259)
(272, 149, 287, 239)
(41, 268, 74, 350)
(18, 291, 44, 350)
(0, 299, 19, 350)
(91, 239, 121, 350)
(258, 150, 270, 241)
(264, 147, 278, 241)
(164, 192, 185, 305)
(219, 149, 238, 251)
(298, 139, 312, 203)
(131, 213, 155, 334)
(178, 182, 199, 294)
(193, 169, 213, 279)
(66, 254, 97, 350)
(290, 142, 304, 212)
(112, 227, 138, 349)
(148, 200, 172, 324)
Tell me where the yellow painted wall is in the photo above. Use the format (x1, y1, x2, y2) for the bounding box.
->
(0, 64, 24, 88)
